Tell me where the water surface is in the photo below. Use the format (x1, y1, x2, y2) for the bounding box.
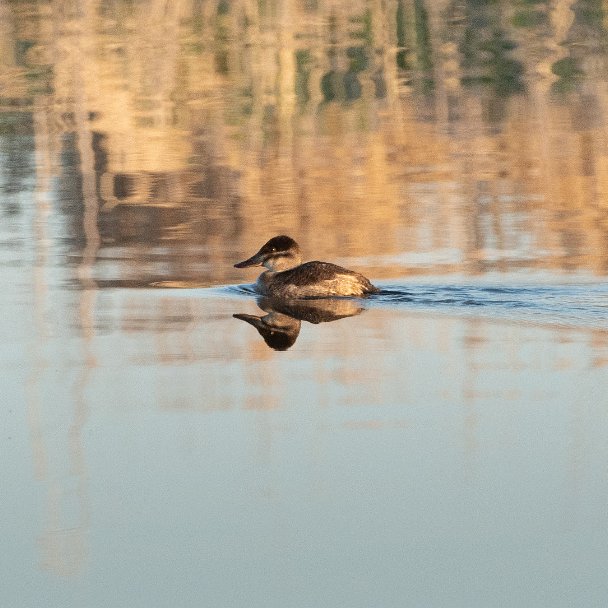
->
(2, 2, 608, 607)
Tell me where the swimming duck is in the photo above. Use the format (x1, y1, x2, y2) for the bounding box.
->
(234, 235, 378, 298)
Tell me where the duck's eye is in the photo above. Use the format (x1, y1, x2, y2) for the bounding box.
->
(271, 247, 276, 252)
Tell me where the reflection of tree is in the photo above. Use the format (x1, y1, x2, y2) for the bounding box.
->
(551, 0, 608, 93)
(23, 103, 91, 578)
(460, 2, 525, 98)
(319, 9, 379, 103)
(396, 0, 435, 94)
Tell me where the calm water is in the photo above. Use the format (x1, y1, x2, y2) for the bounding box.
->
(3, 1, 608, 607)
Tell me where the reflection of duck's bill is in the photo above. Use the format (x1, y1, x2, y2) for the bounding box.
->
(150, 280, 209, 288)
(234, 253, 264, 268)
(233, 313, 263, 327)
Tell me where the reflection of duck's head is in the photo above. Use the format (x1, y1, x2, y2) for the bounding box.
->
(233, 311, 300, 351)
(234, 235, 378, 298)
(233, 296, 365, 351)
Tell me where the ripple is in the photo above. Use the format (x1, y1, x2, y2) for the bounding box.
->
(369, 281, 608, 329)
(217, 279, 608, 330)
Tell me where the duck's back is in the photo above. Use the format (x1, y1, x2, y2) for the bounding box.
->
(261, 261, 378, 298)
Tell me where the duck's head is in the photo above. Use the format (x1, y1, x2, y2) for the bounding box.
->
(234, 235, 302, 272)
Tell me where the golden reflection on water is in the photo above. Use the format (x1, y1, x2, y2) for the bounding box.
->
(3, 1, 608, 285)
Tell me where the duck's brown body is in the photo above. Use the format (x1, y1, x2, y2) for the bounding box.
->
(256, 261, 377, 298)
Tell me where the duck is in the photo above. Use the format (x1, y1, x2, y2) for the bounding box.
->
(234, 235, 378, 298)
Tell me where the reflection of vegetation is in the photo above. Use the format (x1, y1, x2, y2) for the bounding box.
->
(396, 1, 410, 70)
(551, 0, 607, 94)
(551, 57, 583, 93)
(512, 0, 547, 28)
(239, 86, 254, 117)
(574, 0, 604, 25)
(0, 119, 34, 212)
(9, 35, 53, 95)
(349, 9, 373, 44)
(320, 70, 348, 102)
(15, 39, 35, 65)
(295, 50, 312, 107)
(460, 2, 524, 97)
(320, 68, 364, 103)
(396, 0, 434, 93)
(413, 0, 433, 79)
(5, 0, 608, 280)
(0, 113, 33, 136)
(320, 9, 374, 103)
(217, 0, 230, 16)
(213, 1, 232, 75)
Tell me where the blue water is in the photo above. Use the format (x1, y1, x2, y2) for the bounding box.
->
(376, 281, 608, 327)
(4, 266, 608, 607)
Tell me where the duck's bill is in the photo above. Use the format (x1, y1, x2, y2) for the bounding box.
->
(234, 253, 264, 268)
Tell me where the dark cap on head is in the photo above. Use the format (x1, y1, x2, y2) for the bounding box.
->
(234, 235, 299, 268)
(258, 235, 298, 254)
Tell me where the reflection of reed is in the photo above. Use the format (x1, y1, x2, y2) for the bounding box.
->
(27, 240, 90, 578)
(23, 62, 93, 579)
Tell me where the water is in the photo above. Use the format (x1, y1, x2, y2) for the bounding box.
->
(3, 1, 608, 606)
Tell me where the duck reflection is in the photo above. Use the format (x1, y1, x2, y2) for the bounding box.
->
(234, 296, 364, 350)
